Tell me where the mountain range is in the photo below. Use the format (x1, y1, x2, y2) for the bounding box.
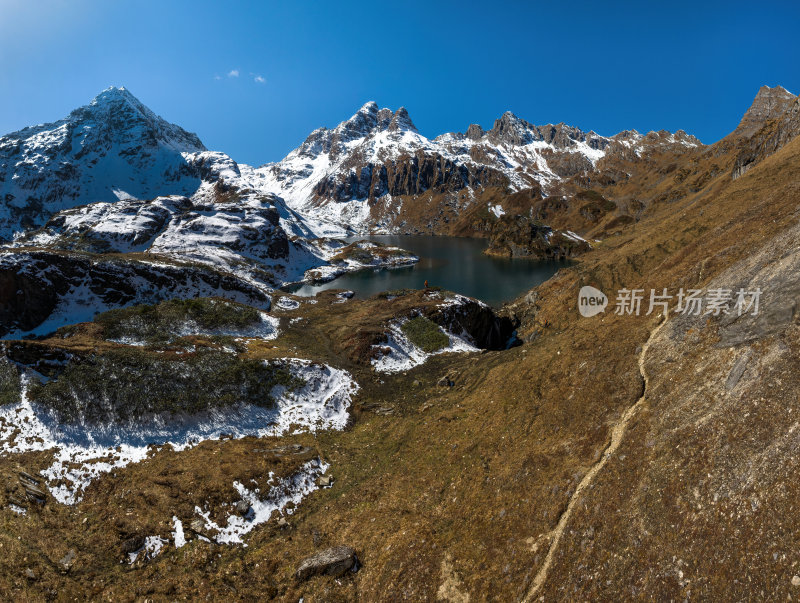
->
(1, 86, 704, 240)
(2, 84, 798, 337)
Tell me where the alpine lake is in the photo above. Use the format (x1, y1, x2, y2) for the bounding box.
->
(290, 235, 568, 307)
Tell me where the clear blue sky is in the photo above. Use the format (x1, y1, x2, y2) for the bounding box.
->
(1, 0, 798, 165)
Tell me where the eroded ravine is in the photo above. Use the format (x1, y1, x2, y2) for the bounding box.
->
(523, 315, 668, 601)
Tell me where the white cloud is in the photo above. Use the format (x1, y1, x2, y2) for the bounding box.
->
(227, 69, 240, 78)
(214, 75, 222, 80)
(254, 75, 266, 84)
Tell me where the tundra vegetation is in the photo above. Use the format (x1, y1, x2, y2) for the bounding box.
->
(96, 297, 264, 344)
(27, 348, 303, 424)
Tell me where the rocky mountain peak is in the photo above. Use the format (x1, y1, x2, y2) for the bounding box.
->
(358, 100, 379, 114)
(0, 86, 208, 238)
(388, 107, 417, 133)
(736, 84, 798, 137)
(730, 84, 800, 179)
(673, 129, 702, 145)
(336, 101, 382, 139)
(63, 85, 206, 153)
(465, 124, 485, 140)
(292, 103, 420, 159)
(487, 111, 535, 146)
(755, 84, 794, 101)
(90, 85, 143, 109)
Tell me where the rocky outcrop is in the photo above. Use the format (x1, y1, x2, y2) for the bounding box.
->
(429, 297, 518, 350)
(4, 470, 48, 510)
(296, 545, 358, 580)
(731, 86, 800, 179)
(484, 215, 591, 260)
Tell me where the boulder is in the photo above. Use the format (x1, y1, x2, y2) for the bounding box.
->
(58, 549, 76, 573)
(296, 545, 358, 581)
(258, 444, 316, 462)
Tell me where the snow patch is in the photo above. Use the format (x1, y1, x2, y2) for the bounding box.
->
(563, 230, 589, 244)
(108, 310, 280, 346)
(0, 361, 358, 505)
(489, 204, 505, 218)
(276, 297, 301, 311)
(128, 535, 168, 564)
(195, 459, 327, 545)
(9, 504, 26, 515)
(172, 516, 186, 548)
(371, 317, 478, 373)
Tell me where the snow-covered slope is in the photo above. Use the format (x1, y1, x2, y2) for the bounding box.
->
(0, 87, 208, 240)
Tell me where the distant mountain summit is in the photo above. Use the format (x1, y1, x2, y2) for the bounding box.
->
(0, 86, 205, 239)
(75, 86, 206, 151)
(289, 101, 419, 162)
(728, 85, 799, 179)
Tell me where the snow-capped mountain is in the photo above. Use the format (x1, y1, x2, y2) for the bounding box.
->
(254, 101, 702, 235)
(0, 87, 209, 240)
(0, 89, 418, 337)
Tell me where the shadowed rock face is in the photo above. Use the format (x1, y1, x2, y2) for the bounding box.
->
(312, 152, 510, 203)
(0, 250, 272, 337)
(429, 297, 518, 350)
(0, 267, 59, 336)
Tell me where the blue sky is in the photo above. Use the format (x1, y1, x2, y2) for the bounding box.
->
(1, 0, 798, 165)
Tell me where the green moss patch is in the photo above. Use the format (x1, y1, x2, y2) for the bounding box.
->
(0, 357, 21, 406)
(27, 348, 303, 424)
(401, 316, 449, 353)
